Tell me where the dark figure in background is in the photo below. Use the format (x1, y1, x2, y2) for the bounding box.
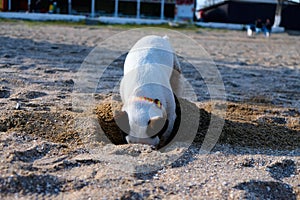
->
(31, 0, 48, 13)
(246, 23, 256, 37)
(264, 19, 272, 37)
(255, 18, 263, 34)
(31, 0, 41, 12)
(49, 1, 58, 14)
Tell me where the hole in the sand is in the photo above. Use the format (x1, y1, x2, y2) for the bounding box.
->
(0, 89, 10, 98)
(12, 143, 60, 163)
(25, 91, 47, 99)
(96, 98, 300, 151)
(95, 96, 194, 150)
(266, 159, 296, 180)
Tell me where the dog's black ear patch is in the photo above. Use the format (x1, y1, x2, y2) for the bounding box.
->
(154, 99, 162, 108)
(114, 111, 130, 134)
(147, 117, 168, 138)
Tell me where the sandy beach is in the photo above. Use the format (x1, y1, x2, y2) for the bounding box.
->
(0, 21, 299, 199)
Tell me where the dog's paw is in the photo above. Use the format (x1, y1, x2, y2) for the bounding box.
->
(114, 111, 130, 134)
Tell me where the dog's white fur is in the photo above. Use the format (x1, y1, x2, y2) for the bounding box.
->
(120, 35, 182, 146)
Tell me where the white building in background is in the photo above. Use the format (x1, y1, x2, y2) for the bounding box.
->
(2, 0, 195, 21)
(1, 0, 198, 23)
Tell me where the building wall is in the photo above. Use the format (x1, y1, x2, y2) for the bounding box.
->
(95, 0, 175, 18)
(96, 0, 115, 16)
(202, 1, 276, 24)
(10, 0, 28, 11)
(227, 1, 276, 24)
(29, 0, 68, 13)
(201, 0, 300, 30)
(202, 3, 228, 22)
(281, 4, 300, 30)
(1, 0, 175, 19)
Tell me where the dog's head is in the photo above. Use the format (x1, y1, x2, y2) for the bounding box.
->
(115, 99, 168, 146)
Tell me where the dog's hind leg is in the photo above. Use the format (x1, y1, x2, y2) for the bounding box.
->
(173, 53, 181, 73)
(171, 54, 183, 97)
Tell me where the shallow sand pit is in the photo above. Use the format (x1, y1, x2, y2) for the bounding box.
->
(1, 100, 298, 152)
(95, 97, 202, 150)
(95, 98, 300, 151)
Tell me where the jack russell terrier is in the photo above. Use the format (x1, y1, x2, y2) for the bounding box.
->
(115, 35, 182, 147)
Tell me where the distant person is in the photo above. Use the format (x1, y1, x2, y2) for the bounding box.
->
(247, 23, 256, 37)
(49, 2, 53, 13)
(31, 0, 41, 12)
(255, 18, 263, 34)
(263, 19, 272, 37)
(53, 2, 57, 14)
(49, 1, 57, 14)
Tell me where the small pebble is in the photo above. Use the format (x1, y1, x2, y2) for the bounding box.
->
(15, 102, 21, 110)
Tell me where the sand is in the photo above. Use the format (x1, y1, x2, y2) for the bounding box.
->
(0, 21, 299, 199)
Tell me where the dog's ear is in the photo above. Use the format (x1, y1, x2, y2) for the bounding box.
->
(114, 111, 130, 134)
(147, 116, 169, 138)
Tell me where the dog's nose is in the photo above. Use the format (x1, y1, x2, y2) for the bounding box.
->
(126, 135, 160, 146)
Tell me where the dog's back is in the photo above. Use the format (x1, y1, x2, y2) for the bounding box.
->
(123, 35, 174, 76)
(121, 35, 175, 104)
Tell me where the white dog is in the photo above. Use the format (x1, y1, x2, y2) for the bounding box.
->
(116, 35, 182, 147)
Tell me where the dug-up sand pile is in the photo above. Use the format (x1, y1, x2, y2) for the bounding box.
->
(95, 98, 300, 151)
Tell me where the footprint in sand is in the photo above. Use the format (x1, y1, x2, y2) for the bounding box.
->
(0, 88, 10, 98)
(24, 91, 47, 99)
(266, 159, 296, 180)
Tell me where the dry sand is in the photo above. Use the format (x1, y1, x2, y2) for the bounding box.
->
(0, 21, 299, 199)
